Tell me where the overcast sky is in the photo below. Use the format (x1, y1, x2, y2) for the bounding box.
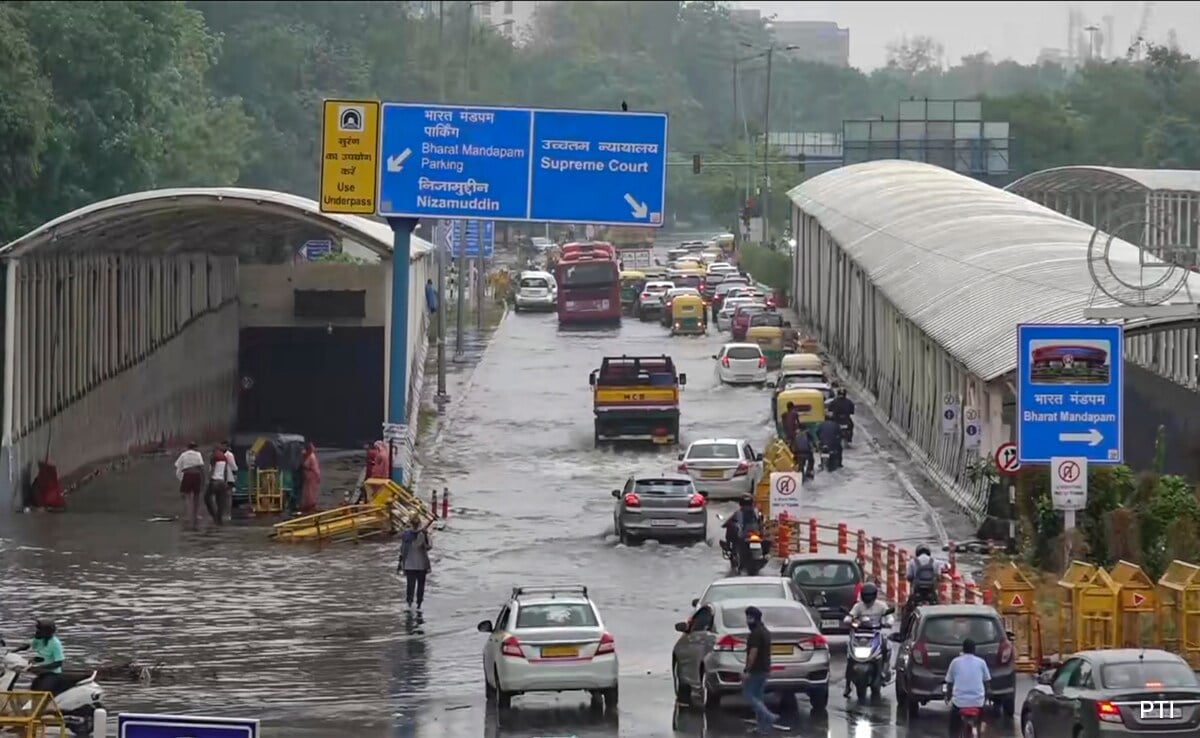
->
(738, 1, 1200, 70)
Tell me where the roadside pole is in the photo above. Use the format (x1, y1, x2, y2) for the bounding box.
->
(435, 0, 449, 405)
(387, 217, 418, 484)
(454, 3, 471, 361)
(476, 220, 485, 328)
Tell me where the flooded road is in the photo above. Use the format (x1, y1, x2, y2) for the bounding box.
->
(0, 241, 1020, 737)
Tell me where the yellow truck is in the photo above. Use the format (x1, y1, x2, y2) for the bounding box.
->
(588, 355, 686, 445)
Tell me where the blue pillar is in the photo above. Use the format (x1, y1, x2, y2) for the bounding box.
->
(387, 217, 418, 483)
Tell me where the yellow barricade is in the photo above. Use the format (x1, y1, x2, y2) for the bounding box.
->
(1071, 566, 1120, 652)
(251, 469, 283, 513)
(1157, 560, 1200, 668)
(990, 563, 1040, 672)
(1056, 561, 1095, 656)
(0, 690, 65, 737)
(1110, 560, 1157, 648)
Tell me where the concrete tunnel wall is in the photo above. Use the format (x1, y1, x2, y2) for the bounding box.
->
(1, 248, 433, 512)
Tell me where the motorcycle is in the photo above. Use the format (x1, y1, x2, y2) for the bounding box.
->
(838, 419, 854, 446)
(846, 606, 895, 701)
(0, 639, 105, 736)
(719, 526, 772, 576)
(944, 684, 986, 738)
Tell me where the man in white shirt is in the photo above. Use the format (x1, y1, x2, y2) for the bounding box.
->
(944, 638, 991, 737)
(205, 441, 238, 525)
(174, 443, 206, 530)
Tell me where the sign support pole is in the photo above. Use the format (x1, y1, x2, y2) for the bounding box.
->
(435, 238, 448, 408)
(454, 220, 466, 361)
(476, 219, 485, 329)
(387, 217, 418, 484)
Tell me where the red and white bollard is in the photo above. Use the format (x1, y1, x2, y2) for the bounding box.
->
(441, 487, 450, 519)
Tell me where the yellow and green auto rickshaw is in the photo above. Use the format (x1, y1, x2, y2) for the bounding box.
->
(670, 293, 707, 335)
(774, 387, 825, 440)
(619, 271, 647, 312)
(747, 325, 785, 369)
(641, 266, 668, 280)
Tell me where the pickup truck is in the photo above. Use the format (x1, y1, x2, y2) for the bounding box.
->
(589, 355, 686, 445)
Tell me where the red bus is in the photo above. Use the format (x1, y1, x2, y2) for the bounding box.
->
(555, 242, 622, 325)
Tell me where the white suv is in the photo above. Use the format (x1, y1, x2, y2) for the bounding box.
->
(478, 585, 619, 710)
(514, 271, 557, 312)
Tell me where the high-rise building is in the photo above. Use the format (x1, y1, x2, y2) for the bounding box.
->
(770, 21, 850, 67)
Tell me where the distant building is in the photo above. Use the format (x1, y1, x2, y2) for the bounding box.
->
(770, 21, 850, 67)
(472, 0, 545, 42)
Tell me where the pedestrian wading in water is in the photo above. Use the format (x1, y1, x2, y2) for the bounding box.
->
(398, 517, 433, 611)
(174, 442, 206, 530)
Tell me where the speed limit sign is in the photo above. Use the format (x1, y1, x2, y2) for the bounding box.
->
(994, 442, 1020, 475)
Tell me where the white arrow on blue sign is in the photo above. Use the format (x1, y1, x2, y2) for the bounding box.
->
(1017, 323, 1124, 464)
(118, 713, 259, 738)
(377, 103, 668, 227)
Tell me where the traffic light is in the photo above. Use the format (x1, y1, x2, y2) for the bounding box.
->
(692, 154, 701, 174)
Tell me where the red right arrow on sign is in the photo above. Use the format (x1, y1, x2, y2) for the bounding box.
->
(1131, 592, 1147, 607)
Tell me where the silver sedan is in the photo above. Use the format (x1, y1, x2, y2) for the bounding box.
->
(611, 474, 708, 545)
(671, 598, 831, 713)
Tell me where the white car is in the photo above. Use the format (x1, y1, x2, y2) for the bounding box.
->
(530, 237, 555, 253)
(714, 343, 768, 385)
(677, 438, 764, 500)
(636, 280, 675, 319)
(706, 262, 737, 276)
(479, 585, 619, 710)
(716, 297, 754, 331)
(514, 271, 557, 312)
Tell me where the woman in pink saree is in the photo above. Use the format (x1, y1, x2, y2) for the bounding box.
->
(300, 443, 321, 513)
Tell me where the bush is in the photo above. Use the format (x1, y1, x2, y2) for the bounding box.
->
(738, 244, 792, 303)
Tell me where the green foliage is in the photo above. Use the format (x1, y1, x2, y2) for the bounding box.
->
(4, 1, 1200, 243)
(738, 244, 791, 300)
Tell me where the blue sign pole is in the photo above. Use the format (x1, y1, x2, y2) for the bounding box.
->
(387, 217, 418, 484)
(1016, 323, 1124, 465)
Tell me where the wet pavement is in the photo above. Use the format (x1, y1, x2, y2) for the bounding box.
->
(0, 240, 1027, 737)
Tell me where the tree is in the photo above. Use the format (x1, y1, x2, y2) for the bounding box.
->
(885, 35, 945, 76)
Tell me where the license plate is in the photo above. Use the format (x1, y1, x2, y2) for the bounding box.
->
(1150, 709, 1184, 719)
(650, 519, 677, 527)
(749, 542, 762, 552)
(821, 619, 840, 629)
(771, 644, 793, 656)
(540, 645, 579, 658)
(701, 469, 724, 479)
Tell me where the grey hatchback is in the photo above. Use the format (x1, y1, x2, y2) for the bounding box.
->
(672, 598, 830, 713)
(612, 474, 707, 544)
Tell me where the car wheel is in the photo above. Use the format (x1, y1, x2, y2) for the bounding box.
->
(484, 666, 496, 701)
(894, 678, 908, 705)
(1021, 710, 1035, 738)
(603, 685, 619, 710)
(699, 668, 721, 710)
(672, 659, 692, 704)
(619, 528, 636, 546)
(495, 668, 513, 710)
(513, 305, 521, 313)
(807, 687, 828, 712)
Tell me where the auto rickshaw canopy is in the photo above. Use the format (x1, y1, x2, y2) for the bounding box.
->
(775, 387, 826, 426)
(781, 353, 824, 374)
(671, 293, 705, 316)
(620, 270, 647, 282)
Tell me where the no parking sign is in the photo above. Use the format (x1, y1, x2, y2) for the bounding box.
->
(769, 472, 802, 518)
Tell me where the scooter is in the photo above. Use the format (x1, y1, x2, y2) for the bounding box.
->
(0, 640, 106, 736)
(719, 527, 772, 576)
(846, 606, 895, 701)
(838, 420, 854, 447)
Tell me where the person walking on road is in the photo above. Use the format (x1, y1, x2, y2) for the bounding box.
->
(299, 442, 321, 514)
(174, 442, 206, 530)
(398, 517, 433, 610)
(205, 441, 237, 525)
(741, 605, 785, 734)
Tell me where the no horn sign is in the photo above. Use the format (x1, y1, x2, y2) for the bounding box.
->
(769, 472, 802, 517)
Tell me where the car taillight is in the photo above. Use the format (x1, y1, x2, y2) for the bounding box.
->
(721, 357, 730, 368)
(998, 638, 1013, 665)
(715, 635, 744, 651)
(640, 291, 650, 299)
(1096, 700, 1122, 722)
(596, 632, 615, 655)
(501, 636, 524, 658)
(757, 356, 766, 368)
(733, 461, 750, 476)
(623, 493, 641, 507)
(688, 493, 705, 507)
(801, 634, 828, 650)
(853, 582, 863, 601)
(674, 322, 681, 329)
(677, 462, 688, 473)
(748, 531, 761, 542)
(911, 640, 929, 666)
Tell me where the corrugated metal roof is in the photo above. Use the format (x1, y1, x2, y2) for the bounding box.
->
(0, 187, 432, 260)
(788, 160, 1200, 381)
(1007, 166, 1200, 195)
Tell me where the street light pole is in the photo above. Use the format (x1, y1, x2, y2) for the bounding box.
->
(434, 0, 448, 403)
(454, 2, 473, 361)
(761, 46, 773, 246)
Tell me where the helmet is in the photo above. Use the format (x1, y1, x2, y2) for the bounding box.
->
(915, 544, 931, 557)
(962, 638, 977, 655)
(739, 494, 754, 507)
(860, 582, 878, 605)
(837, 389, 847, 398)
(33, 620, 56, 639)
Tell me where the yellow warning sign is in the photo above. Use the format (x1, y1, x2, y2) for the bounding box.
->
(319, 99, 380, 214)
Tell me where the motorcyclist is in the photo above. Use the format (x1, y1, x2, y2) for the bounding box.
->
(781, 321, 798, 352)
(841, 583, 892, 696)
(900, 545, 951, 638)
(944, 638, 991, 738)
(816, 416, 843, 471)
(722, 495, 766, 564)
(14, 620, 64, 694)
(828, 389, 855, 444)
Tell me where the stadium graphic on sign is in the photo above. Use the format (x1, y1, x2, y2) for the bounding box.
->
(1028, 339, 1111, 385)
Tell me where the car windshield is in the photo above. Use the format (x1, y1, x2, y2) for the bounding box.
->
(687, 443, 741, 459)
(520, 277, 550, 289)
(515, 603, 599, 629)
(722, 300, 750, 313)
(750, 314, 784, 327)
(1101, 661, 1200, 689)
(722, 605, 813, 629)
(789, 561, 859, 587)
(646, 283, 672, 292)
(674, 275, 702, 289)
(668, 289, 699, 299)
(633, 478, 693, 495)
(703, 583, 785, 604)
(921, 615, 1001, 644)
(736, 306, 766, 317)
(726, 346, 762, 360)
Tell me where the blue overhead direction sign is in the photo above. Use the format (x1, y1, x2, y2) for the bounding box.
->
(446, 219, 495, 259)
(1017, 323, 1124, 465)
(118, 712, 259, 738)
(377, 103, 668, 227)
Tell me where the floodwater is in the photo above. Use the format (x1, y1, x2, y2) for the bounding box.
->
(0, 240, 1023, 737)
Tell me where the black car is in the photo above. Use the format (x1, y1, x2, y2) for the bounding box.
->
(891, 604, 1018, 717)
(781, 554, 865, 635)
(1021, 648, 1200, 737)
